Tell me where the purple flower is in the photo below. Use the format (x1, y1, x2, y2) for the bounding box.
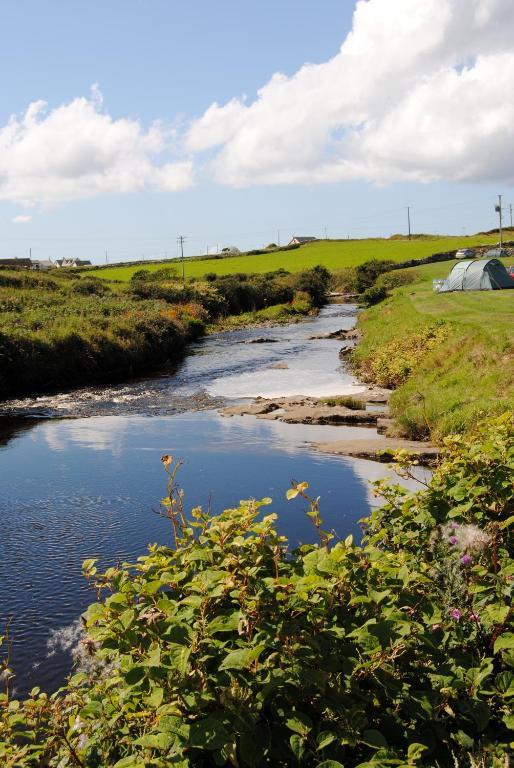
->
(460, 554, 472, 566)
(450, 609, 461, 621)
(450, 522, 459, 529)
(449, 536, 457, 545)
(469, 612, 480, 622)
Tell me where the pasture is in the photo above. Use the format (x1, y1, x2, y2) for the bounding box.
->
(87, 234, 503, 281)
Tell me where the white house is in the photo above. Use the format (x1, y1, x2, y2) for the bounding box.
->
(288, 236, 317, 246)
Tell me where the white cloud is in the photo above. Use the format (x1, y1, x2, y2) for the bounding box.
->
(0, 88, 193, 207)
(12, 214, 32, 223)
(186, 0, 514, 186)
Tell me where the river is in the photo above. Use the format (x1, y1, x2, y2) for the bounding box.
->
(0, 304, 425, 697)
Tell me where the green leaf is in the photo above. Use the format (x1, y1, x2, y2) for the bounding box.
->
(317, 762, 345, 767)
(113, 757, 146, 768)
(407, 743, 428, 761)
(317, 731, 337, 750)
(494, 633, 514, 653)
(208, 612, 241, 634)
(120, 608, 136, 629)
(124, 665, 146, 686)
(361, 729, 388, 748)
(289, 733, 306, 762)
(79, 700, 103, 718)
(219, 644, 264, 671)
(189, 717, 229, 750)
(166, 643, 191, 676)
(286, 712, 312, 736)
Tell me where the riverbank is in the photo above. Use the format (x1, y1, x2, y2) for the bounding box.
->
(0, 267, 327, 401)
(351, 260, 514, 440)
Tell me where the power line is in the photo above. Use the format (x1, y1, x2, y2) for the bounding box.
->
(177, 235, 187, 282)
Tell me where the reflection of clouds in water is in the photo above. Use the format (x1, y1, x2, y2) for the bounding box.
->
(348, 458, 431, 509)
(42, 417, 134, 456)
(217, 414, 382, 458)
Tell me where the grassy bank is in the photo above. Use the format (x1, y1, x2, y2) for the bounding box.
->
(87, 233, 503, 282)
(352, 259, 514, 440)
(0, 267, 327, 400)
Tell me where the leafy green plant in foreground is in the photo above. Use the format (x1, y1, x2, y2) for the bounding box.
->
(0, 414, 513, 767)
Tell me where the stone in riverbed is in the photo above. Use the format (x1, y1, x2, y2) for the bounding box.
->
(312, 437, 439, 464)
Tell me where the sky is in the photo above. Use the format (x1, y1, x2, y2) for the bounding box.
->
(1, 0, 514, 263)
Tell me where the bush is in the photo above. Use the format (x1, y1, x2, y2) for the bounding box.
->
(1, 416, 513, 766)
(293, 265, 331, 307)
(376, 270, 418, 291)
(361, 284, 388, 306)
(355, 259, 395, 293)
(71, 278, 111, 296)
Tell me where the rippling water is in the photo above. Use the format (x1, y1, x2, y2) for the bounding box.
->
(0, 305, 426, 696)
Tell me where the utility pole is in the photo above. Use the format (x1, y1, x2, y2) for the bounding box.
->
(406, 207, 412, 240)
(510, 203, 513, 229)
(277, 230, 280, 247)
(105, 249, 108, 264)
(495, 195, 503, 247)
(177, 235, 187, 282)
(324, 226, 328, 240)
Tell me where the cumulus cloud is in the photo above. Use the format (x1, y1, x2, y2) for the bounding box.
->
(12, 214, 31, 223)
(0, 87, 193, 207)
(186, 0, 514, 186)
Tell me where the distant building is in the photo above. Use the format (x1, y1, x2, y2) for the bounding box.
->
(220, 246, 241, 255)
(32, 259, 56, 271)
(0, 258, 33, 269)
(55, 258, 92, 268)
(288, 236, 317, 246)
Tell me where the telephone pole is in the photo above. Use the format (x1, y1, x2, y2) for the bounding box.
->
(277, 229, 280, 247)
(177, 235, 187, 282)
(105, 249, 108, 264)
(495, 196, 503, 247)
(510, 203, 513, 229)
(406, 207, 412, 240)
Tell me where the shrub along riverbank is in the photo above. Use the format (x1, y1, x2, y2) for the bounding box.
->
(351, 260, 514, 440)
(1, 414, 513, 766)
(0, 266, 329, 400)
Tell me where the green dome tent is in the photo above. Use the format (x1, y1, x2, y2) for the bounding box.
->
(438, 258, 514, 292)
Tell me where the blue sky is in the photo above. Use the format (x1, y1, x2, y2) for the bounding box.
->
(1, 0, 513, 263)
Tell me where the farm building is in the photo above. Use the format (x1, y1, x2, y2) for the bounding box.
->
(437, 258, 513, 292)
(288, 236, 317, 245)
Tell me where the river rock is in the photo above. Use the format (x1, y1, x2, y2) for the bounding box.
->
(312, 437, 439, 464)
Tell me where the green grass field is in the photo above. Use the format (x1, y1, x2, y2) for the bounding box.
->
(87, 234, 503, 281)
(353, 258, 514, 439)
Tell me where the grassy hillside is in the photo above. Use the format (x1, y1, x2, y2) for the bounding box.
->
(87, 234, 503, 281)
(352, 257, 514, 439)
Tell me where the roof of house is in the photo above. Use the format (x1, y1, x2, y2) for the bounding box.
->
(290, 236, 317, 243)
(0, 258, 33, 267)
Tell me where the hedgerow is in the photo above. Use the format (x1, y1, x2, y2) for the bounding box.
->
(1, 413, 512, 766)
